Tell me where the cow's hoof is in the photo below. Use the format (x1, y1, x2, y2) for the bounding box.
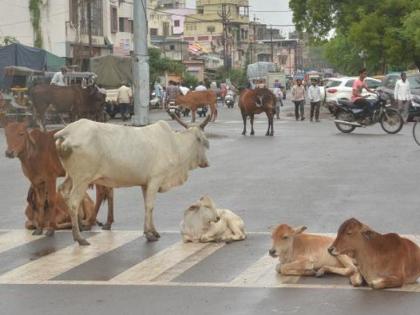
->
(32, 229, 43, 236)
(77, 239, 90, 246)
(241, 131, 246, 136)
(251, 132, 255, 136)
(152, 231, 161, 238)
(315, 269, 325, 277)
(145, 232, 159, 242)
(102, 224, 112, 231)
(45, 229, 55, 237)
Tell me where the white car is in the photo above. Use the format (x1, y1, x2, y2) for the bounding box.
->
(324, 77, 382, 104)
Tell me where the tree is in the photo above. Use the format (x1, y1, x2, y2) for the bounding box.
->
(0, 36, 18, 46)
(148, 48, 184, 85)
(289, 0, 420, 72)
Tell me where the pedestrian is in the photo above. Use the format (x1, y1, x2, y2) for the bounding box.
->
(308, 79, 322, 122)
(291, 79, 306, 121)
(117, 82, 132, 121)
(273, 83, 283, 120)
(154, 80, 163, 103)
(394, 72, 411, 122)
(50, 67, 67, 86)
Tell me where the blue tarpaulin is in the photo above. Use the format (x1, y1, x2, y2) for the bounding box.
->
(0, 43, 64, 88)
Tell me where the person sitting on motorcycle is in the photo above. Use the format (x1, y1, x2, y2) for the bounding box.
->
(352, 68, 375, 117)
(165, 81, 179, 108)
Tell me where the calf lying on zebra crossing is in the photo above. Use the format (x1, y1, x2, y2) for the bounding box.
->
(269, 224, 362, 286)
(180, 195, 246, 243)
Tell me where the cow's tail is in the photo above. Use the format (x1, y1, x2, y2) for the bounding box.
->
(54, 135, 73, 159)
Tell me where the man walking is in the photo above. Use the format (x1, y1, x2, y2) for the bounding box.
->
(308, 79, 322, 122)
(292, 79, 305, 121)
(117, 82, 132, 121)
(273, 82, 284, 119)
(394, 72, 411, 122)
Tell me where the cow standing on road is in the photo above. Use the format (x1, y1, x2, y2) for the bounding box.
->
(239, 88, 276, 136)
(175, 90, 218, 123)
(54, 115, 211, 245)
(329, 218, 420, 289)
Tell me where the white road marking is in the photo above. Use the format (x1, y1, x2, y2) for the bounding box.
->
(0, 231, 140, 284)
(111, 242, 215, 283)
(0, 230, 44, 254)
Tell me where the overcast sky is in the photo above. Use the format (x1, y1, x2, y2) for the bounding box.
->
(185, 0, 294, 34)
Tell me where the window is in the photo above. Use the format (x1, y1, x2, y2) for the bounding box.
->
(366, 79, 381, 89)
(325, 80, 341, 88)
(150, 28, 158, 36)
(207, 25, 215, 33)
(345, 80, 355, 87)
(174, 20, 180, 27)
(384, 75, 399, 89)
(129, 20, 133, 33)
(111, 6, 118, 33)
(170, 45, 175, 51)
(119, 17, 125, 32)
(197, 6, 204, 14)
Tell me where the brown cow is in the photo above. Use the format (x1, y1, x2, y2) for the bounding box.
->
(269, 224, 362, 286)
(25, 185, 97, 231)
(175, 90, 218, 123)
(3, 121, 114, 234)
(29, 84, 105, 130)
(238, 88, 276, 136)
(329, 218, 420, 289)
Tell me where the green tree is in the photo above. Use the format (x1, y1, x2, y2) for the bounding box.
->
(289, 0, 420, 72)
(148, 48, 184, 85)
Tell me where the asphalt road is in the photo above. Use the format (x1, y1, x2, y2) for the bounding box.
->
(0, 103, 419, 315)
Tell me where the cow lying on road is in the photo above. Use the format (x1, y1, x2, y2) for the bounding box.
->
(180, 195, 246, 243)
(329, 218, 420, 289)
(54, 114, 211, 245)
(25, 186, 96, 231)
(269, 224, 362, 286)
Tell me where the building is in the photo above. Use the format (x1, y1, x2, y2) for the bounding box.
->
(0, 0, 136, 69)
(157, 0, 186, 8)
(183, 0, 250, 69)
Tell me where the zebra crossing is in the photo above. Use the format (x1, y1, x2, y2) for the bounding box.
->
(0, 229, 418, 293)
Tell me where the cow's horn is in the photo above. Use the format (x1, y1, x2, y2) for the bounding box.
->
(167, 110, 189, 129)
(199, 115, 211, 130)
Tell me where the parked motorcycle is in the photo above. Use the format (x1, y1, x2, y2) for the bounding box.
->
(167, 101, 181, 118)
(334, 91, 403, 134)
(197, 106, 208, 117)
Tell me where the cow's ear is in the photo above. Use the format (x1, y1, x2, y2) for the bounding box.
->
(27, 129, 41, 145)
(293, 226, 307, 235)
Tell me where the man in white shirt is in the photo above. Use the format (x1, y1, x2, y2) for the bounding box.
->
(50, 67, 67, 86)
(117, 82, 132, 121)
(195, 82, 207, 92)
(394, 72, 411, 122)
(308, 79, 322, 122)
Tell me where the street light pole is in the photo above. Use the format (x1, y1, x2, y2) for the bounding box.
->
(132, 0, 149, 126)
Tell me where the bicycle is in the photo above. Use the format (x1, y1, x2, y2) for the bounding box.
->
(412, 117, 420, 145)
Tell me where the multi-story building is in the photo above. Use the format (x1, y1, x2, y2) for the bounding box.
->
(183, 0, 250, 68)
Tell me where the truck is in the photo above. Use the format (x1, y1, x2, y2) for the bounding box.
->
(246, 62, 287, 88)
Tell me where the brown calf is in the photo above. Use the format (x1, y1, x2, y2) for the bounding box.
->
(175, 90, 218, 123)
(329, 218, 420, 289)
(269, 224, 362, 286)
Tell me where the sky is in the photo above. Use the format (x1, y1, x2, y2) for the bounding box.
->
(185, 0, 294, 34)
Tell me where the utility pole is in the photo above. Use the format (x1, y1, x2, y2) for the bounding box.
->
(132, 0, 149, 126)
(218, 4, 231, 70)
(87, 0, 93, 58)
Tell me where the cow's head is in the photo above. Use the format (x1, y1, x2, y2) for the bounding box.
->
(328, 218, 374, 256)
(169, 112, 210, 169)
(269, 224, 307, 258)
(185, 195, 220, 227)
(4, 122, 33, 159)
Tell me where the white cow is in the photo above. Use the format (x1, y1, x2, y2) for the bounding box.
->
(54, 115, 210, 245)
(180, 195, 246, 243)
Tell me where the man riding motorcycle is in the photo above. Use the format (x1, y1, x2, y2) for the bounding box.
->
(352, 68, 376, 120)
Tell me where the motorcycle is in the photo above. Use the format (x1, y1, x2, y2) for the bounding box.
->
(225, 92, 235, 108)
(167, 101, 181, 118)
(197, 106, 208, 117)
(334, 91, 403, 134)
